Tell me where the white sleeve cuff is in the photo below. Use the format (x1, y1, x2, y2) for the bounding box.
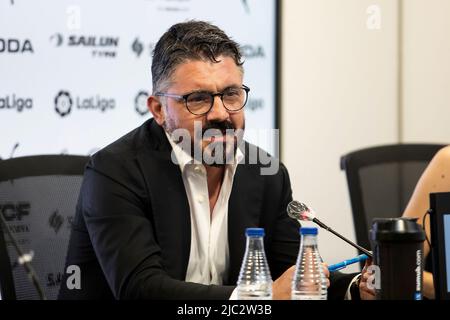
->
(344, 274, 361, 300)
(229, 288, 238, 300)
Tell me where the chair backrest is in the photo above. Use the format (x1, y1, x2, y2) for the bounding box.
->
(0, 155, 88, 300)
(340, 144, 445, 254)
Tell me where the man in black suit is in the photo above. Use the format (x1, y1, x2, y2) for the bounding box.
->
(59, 21, 370, 300)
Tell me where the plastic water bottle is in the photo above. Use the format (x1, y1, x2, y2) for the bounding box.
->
(291, 227, 327, 300)
(237, 228, 272, 300)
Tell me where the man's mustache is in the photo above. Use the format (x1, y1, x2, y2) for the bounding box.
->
(201, 121, 236, 136)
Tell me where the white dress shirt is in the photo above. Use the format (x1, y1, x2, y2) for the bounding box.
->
(165, 132, 243, 286)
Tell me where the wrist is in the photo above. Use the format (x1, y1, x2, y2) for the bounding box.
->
(350, 274, 362, 300)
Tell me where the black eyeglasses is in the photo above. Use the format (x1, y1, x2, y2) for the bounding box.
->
(155, 85, 250, 116)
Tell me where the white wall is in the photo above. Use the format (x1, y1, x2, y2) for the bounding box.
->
(402, 0, 450, 143)
(281, 0, 399, 271)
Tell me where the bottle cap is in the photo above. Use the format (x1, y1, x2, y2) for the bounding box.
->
(370, 217, 425, 242)
(300, 227, 318, 235)
(245, 228, 265, 237)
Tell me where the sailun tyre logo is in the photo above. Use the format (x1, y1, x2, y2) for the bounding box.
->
(50, 33, 119, 58)
(55, 91, 73, 117)
(50, 33, 64, 47)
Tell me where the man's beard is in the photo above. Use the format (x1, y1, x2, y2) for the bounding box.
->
(165, 119, 244, 167)
(200, 120, 241, 167)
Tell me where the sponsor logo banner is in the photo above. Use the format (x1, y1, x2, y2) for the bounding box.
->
(54, 90, 116, 117)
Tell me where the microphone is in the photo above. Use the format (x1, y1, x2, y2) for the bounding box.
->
(287, 200, 373, 258)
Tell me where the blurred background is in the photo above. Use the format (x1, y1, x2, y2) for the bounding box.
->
(282, 0, 449, 272)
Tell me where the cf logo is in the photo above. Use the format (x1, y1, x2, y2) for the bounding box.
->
(0, 202, 30, 221)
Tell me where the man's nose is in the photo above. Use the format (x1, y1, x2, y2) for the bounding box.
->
(206, 96, 230, 123)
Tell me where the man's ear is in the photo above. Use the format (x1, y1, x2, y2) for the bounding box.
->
(148, 95, 165, 126)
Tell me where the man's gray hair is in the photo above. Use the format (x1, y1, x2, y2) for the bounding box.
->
(151, 20, 243, 93)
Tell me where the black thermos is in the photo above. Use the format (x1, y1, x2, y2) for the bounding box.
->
(370, 218, 425, 300)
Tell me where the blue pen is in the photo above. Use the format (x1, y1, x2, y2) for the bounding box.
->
(328, 254, 369, 272)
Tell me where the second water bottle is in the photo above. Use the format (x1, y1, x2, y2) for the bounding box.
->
(291, 227, 328, 300)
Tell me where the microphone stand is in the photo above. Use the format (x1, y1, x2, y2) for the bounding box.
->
(0, 212, 47, 300)
(312, 217, 373, 258)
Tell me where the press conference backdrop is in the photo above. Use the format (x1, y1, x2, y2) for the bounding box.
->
(0, 0, 278, 159)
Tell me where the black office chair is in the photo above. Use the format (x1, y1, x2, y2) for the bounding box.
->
(340, 144, 445, 260)
(0, 155, 88, 300)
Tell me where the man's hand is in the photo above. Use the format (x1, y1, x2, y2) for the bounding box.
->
(272, 263, 330, 300)
(322, 263, 331, 288)
(272, 265, 295, 300)
(359, 258, 376, 300)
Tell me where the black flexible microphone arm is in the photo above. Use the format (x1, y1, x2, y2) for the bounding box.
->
(312, 217, 373, 258)
(0, 212, 47, 300)
(287, 200, 373, 258)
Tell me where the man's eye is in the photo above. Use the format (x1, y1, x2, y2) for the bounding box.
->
(188, 93, 210, 103)
(225, 88, 242, 95)
(224, 89, 241, 97)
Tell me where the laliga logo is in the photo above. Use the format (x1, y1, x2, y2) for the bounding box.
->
(135, 91, 149, 116)
(54, 90, 115, 117)
(0, 94, 33, 112)
(54, 90, 73, 117)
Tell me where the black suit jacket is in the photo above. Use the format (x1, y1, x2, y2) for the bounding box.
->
(59, 119, 356, 300)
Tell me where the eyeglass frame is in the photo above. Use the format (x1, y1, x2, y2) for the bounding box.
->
(154, 85, 250, 116)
